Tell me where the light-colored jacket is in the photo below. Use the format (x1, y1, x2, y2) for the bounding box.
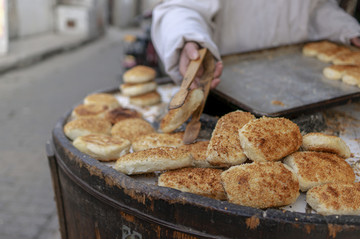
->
(151, 0, 360, 84)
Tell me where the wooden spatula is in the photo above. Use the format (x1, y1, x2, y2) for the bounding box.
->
(183, 49, 215, 144)
(168, 48, 208, 110)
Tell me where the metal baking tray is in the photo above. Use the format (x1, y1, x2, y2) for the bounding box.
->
(213, 44, 360, 117)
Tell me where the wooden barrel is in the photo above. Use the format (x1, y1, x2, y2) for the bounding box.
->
(47, 96, 360, 239)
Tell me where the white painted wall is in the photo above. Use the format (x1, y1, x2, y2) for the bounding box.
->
(15, 0, 56, 38)
(7, 0, 109, 39)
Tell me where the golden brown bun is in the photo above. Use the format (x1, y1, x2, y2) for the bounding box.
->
(158, 167, 226, 200)
(302, 41, 339, 57)
(129, 91, 161, 107)
(111, 118, 155, 142)
(104, 106, 142, 124)
(120, 81, 157, 96)
(306, 182, 360, 215)
(123, 65, 156, 83)
(64, 117, 112, 141)
(283, 151, 355, 192)
(71, 104, 109, 119)
(132, 132, 184, 152)
(301, 132, 351, 158)
(160, 89, 204, 133)
(342, 67, 360, 86)
(333, 51, 360, 65)
(323, 65, 357, 80)
(73, 134, 131, 161)
(114, 147, 194, 175)
(317, 46, 351, 63)
(239, 117, 302, 162)
(206, 111, 255, 167)
(83, 93, 120, 110)
(180, 141, 212, 168)
(221, 162, 299, 208)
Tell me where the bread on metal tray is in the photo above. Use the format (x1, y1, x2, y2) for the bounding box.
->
(302, 41, 339, 57)
(332, 51, 360, 65)
(316, 46, 350, 63)
(323, 65, 357, 81)
(342, 67, 360, 86)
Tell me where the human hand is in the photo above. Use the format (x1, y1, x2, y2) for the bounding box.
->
(179, 42, 223, 89)
(350, 37, 360, 47)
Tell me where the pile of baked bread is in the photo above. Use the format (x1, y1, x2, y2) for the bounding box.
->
(63, 88, 359, 215)
(119, 65, 162, 107)
(303, 40, 360, 87)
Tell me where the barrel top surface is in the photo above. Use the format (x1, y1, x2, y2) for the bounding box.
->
(50, 86, 360, 238)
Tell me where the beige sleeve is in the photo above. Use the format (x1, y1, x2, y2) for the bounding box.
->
(309, 0, 360, 44)
(151, 0, 221, 84)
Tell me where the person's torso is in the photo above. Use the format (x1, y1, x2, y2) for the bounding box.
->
(214, 0, 321, 55)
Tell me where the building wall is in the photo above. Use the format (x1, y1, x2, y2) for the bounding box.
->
(8, 0, 56, 39)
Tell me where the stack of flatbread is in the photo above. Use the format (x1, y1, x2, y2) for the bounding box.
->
(64, 92, 151, 161)
(303, 40, 360, 88)
(120, 65, 162, 107)
(64, 91, 358, 215)
(70, 93, 121, 120)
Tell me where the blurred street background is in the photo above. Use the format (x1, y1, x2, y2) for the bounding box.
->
(0, 0, 161, 238)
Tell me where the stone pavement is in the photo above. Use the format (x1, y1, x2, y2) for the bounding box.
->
(0, 27, 140, 239)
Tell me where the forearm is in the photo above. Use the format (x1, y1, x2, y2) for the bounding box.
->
(151, 0, 221, 84)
